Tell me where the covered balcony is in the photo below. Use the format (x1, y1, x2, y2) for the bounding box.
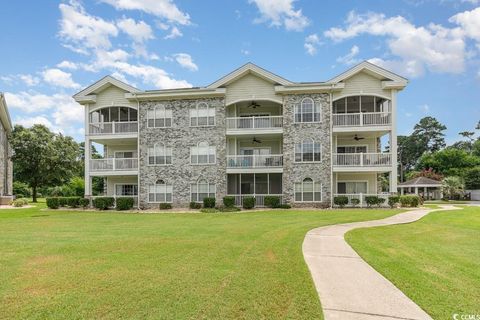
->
(89, 106, 138, 137)
(332, 95, 391, 131)
(227, 173, 283, 207)
(225, 100, 283, 134)
(333, 172, 392, 207)
(91, 176, 138, 207)
(333, 132, 394, 172)
(88, 145, 138, 176)
(226, 136, 283, 173)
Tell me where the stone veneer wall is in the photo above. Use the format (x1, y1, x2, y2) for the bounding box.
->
(282, 94, 331, 207)
(138, 98, 227, 208)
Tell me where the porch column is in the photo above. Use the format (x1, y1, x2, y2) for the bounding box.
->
(415, 187, 419, 195)
(390, 90, 398, 193)
(400, 187, 404, 195)
(85, 137, 92, 197)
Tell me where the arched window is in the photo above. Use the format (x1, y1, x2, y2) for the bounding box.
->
(295, 139, 321, 162)
(190, 179, 216, 202)
(148, 143, 172, 165)
(294, 178, 322, 202)
(295, 98, 320, 123)
(148, 179, 173, 203)
(147, 105, 172, 128)
(191, 141, 216, 164)
(190, 102, 215, 126)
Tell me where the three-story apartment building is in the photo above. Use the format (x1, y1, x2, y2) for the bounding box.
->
(74, 62, 407, 208)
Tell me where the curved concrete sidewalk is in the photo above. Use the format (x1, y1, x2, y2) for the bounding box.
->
(303, 205, 460, 320)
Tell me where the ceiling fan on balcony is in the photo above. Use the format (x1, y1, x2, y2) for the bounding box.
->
(247, 101, 260, 109)
(252, 136, 262, 144)
(353, 134, 365, 141)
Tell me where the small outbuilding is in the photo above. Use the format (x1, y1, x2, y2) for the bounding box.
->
(398, 177, 442, 200)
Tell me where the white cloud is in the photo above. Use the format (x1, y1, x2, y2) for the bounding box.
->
(6, 92, 74, 113)
(304, 33, 320, 55)
(59, 0, 118, 52)
(324, 11, 467, 77)
(57, 60, 79, 70)
(19, 74, 40, 86)
(173, 53, 198, 71)
(42, 68, 81, 89)
(336, 45, 360, 65)
(117, 17, 154, 43)
(15, 116, 60, 131)
(101, 0, 191, 25)
(249, 0, 309, 31)
(164, 26, 182, 39)
(8, 92, 84, 136)
(241, 49, 250, 55)
(449, 7, 480, 42)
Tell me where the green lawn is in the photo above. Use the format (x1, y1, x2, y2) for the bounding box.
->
(0, 203, 402, 320)
(346, 206, 480, 320)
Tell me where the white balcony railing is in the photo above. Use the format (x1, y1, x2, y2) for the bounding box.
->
(227, 194, 283, 207)
(332, 112, 391, 127)
(226, 116, 283, 130)
(227, 155, 283, 168)
(90, 158, 139, 172)
(333, 193, 389, 207)
(333, 153, 392, 167)
(89, 121, 138, 135)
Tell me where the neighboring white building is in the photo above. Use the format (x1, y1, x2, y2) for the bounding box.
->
(74, 62, 407, 208)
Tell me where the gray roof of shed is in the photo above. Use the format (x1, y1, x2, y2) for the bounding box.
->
(398, 177, 442, 187)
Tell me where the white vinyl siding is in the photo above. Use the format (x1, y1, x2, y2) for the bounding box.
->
(225, 73, 281, 105)
(333, 72, 392, 100)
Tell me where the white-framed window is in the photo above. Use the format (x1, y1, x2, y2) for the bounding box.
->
(147, 105, 172, 128)
(148, 143, 172, 165)
(190, 102, 215, 126)
(191, 141, 216, 164)
(337, 182, 368, 194)
(295, 98, 321, 123)
(336, 146, 367, 154)
(114, 151, 134, 158)
(148, 179, 172, 203)
(295, 139, 321, 162)
(115, 184, 138, 196)
(190, 179, 216, 202)
(294, 178, 322, 202)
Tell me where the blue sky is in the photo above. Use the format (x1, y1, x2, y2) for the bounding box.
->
(1, 0, 480, 143)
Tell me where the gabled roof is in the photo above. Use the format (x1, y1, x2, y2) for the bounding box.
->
(398, 177, 442, 187)
(328, 61, 408, 86)
(0, 93, 12, 132)
(207, 62, 293, 88)
(73, 75, 140, 102)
